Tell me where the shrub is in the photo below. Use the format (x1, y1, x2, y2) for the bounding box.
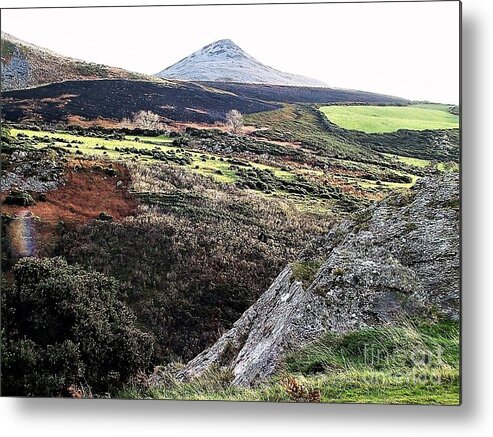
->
(4, 190, 35, 207)
(1, 125, 13, 144)
(1, 257, 154, 396)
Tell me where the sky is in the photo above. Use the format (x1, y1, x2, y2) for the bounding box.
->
(1, 1, 460, 103)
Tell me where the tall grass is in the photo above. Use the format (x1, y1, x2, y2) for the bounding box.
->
(119, 320, 459, 404)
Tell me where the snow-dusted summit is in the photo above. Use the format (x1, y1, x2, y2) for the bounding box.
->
(156, 39, 327, 87)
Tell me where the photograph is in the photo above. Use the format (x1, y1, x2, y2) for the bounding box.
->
(0, 1, 460, 404)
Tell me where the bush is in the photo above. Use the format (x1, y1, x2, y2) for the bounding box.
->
(1, 125, 13, 144)
(1, 257, 154, 397)
(4, 190, 35, 206)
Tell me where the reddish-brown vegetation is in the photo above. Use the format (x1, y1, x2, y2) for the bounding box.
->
(2, 159, 137, 224)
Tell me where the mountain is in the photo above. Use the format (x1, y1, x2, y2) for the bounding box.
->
(178, 173, 459, 386)
(1, 32, 153, 91)
(156, 39, 328, 87)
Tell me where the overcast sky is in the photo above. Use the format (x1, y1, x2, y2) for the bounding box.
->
(1, 1, 460, 103)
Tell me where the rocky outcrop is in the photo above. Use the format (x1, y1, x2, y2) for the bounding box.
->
(1, 147, 66, 193)
(178, 173, 460, 386)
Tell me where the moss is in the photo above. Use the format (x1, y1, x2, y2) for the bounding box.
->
(332, 267, 345, 276)
(291, 259, 323, 287)
(444, 197, 460, 210)
(386, 189, 416, 207)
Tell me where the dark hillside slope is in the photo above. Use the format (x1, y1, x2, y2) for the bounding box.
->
(201, 81, 409, 105)
(1, 79, 281, 124)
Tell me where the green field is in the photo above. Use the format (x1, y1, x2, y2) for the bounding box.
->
(320, 104, 459, 133)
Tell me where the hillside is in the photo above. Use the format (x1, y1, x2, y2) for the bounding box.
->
(0, 78, 408, 126)
(1, 111, 459, 401)
(1, 32, 153, 90)
(203, 81, 408, 105)
(1, 79, 280, 124)
(178, 172, 460, 387)
(156, 39, 327, 87)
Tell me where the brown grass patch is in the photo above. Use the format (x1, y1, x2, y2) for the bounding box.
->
(65, 115, 121, 128)
(2, 159, 138, 224)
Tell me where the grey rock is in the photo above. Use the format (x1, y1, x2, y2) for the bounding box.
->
(178, 173, 459, 386)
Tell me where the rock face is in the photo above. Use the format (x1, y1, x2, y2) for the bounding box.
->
(178, 173, 460, 386)
(156, 39, 327, 87)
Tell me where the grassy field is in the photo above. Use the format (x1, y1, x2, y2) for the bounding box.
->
(244, 104, 373, 159)
(383, 153, 432, 168)
(119, 320, 459, 404)
(11, 128, 420, 213)
(320, 104, 459, 133)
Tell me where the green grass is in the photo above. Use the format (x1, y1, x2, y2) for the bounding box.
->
(119, 320, 459, 405)
(383, 153, 432, 168)
(290, 259, 323, 287)
(244, 104, 373, 159)
(437, 161, 460, 172)
(12, 129, 167, 157)
(192, 158, 239, 183)
(11, 129, 299, 186)
(320, 104, 459, 133)
(382, 153, 460, 173)
(125, 134, 173, 144)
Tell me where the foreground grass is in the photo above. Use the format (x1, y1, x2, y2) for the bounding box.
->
(320, 104, 459, 133)
(119, 320, 459, 404)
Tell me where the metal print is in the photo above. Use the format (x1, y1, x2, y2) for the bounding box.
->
(0, 1, 460, 403)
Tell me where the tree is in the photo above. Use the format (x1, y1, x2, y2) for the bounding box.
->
(226, 109, 243, 134)
(1, 257, 154, 396)
(132, 110, 162, 130)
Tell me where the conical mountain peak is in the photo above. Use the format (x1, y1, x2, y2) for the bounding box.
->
(156, 39, 327, 87)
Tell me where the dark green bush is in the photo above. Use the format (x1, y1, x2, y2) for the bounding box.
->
(4, 190, 35, 206)
(1, 257, 154, 397)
